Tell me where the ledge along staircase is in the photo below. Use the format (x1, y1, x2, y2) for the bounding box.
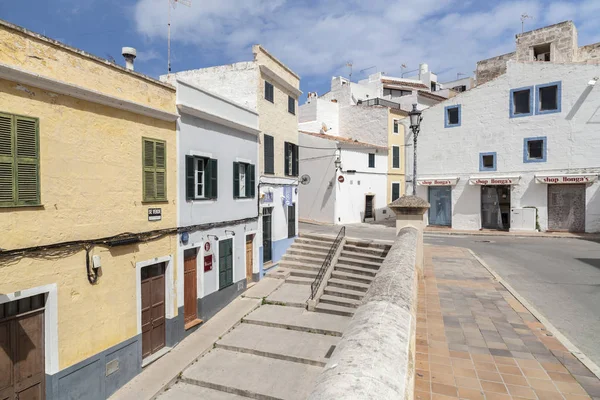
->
(273, 229, 391, 317)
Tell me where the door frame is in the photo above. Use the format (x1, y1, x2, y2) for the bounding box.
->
(480, 185, 511, 230)
(547, 184, 586, 232)
(0, 284, 59, 377)
(135, 255, 175, 340)
(245, 230, 258, 282)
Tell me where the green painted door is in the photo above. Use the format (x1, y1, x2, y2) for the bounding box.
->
(219, 239, 234, 289)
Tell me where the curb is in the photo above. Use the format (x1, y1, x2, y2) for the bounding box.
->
(467, 249, 600, 381)
(426, 230, 600, 240)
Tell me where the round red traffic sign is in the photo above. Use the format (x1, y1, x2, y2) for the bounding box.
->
(338, 175, 345, 183)
(204, 242, 211, 252)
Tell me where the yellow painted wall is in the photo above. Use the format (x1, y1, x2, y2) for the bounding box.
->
(387, 110, 407, 203)
(254, 46, 300, 176)
(0, 22, 176, 114)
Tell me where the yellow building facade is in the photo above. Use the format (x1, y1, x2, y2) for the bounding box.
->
(387, 109, 408, 203)
(0, 20, 178, 400)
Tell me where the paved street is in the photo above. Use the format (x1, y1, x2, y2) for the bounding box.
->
(300, 222, 600, 371)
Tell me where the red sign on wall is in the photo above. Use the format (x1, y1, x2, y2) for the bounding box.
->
(204, 255, 213, 272)
(338, 175, 345, 183)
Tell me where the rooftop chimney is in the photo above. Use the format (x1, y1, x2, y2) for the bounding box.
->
(419, 63, 429, 79)
(122, 47, 137, 71)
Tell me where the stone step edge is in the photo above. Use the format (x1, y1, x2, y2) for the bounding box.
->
(214, 343, 326, 368)
(241, 319, 343, 337)
(314, 303, 356, 317)
(181, 375, 281, 400)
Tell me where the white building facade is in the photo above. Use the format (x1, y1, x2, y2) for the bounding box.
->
(174, 80, 260, 329)
(413, 61, 600, 233)
(299, 131, 390, 225)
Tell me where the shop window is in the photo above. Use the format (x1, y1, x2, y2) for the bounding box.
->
(510, 86, 533, 118)
(479, 152, 496, 171)
(523, 137, 547, 163)
(444, 105, 461, 128)
(536, 82, 561, 115)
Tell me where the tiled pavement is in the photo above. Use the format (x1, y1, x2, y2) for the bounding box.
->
(415, 246, 600, 400)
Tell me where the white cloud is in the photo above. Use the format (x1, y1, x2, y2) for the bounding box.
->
(133, 0, 599, 84)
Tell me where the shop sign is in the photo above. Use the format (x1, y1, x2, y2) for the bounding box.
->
(468, 177, 519, 185)
(417, 178, 458, 186)
(535, 174, 598, 184)
(283, 186, 293, 206)
(263, 191, 273, 203)
(203, 254, 213, 272)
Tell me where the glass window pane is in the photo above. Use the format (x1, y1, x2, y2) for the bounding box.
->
(539, 86, 557, 111)
(513, 90, 530, 114)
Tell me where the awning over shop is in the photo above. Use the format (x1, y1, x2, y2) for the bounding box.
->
(535, 174, 598, 184)
(417, 177, 459, 186)
(468, 176, 520, 185)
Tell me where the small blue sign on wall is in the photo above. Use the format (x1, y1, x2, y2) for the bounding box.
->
(283, 186, 293, 206)
(263, 191, 273, 203)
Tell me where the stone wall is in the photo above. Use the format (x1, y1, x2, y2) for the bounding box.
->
(579, 42, 600, 62)
(475, 52, 516, 85)
(515, 21, 578, 63)
(308, 227, 419, 400)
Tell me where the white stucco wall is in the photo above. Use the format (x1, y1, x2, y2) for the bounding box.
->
(414, 61, 600, 232)
(339, 103, 388, 147)
(298, 98, 340, 135)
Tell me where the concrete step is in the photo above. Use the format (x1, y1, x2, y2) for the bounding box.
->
(319, 294, 361, 309)
(243, 304, 350, 336)
(265, 267, 290, 280)
(340, 250, 385, 263)
(287, 247, 329, 257)
(215, 323, 339, 367)
(285, 276, 314, 286)
(326, 278, 370, 292)
(314, 302, 356, 317)
(344, 244, 389, 257)
(279, 260, 321, 272)
(290, 242, 332, 253)
(323, 286, 366, 301)
(334, 264, 378, 277)
(282, 253, 326, 265)
(266, 283, 311, 307)
(330, 270, 373, 285)
(336, 257, 382, 270)
(345, 238, 392, 250)
(158, 382, 248, 400)
(181, 348, 322, 400)
(294, 237, 335, 248)
(289, 269, 318, 279)
(299, 233, 337, 243)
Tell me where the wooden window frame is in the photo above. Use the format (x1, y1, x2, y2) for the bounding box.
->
(233, 162, 256, 199)
(142, 138, 167, 203)
(186, 155, 217, 200)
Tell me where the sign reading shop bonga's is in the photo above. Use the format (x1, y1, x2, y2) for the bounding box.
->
(535, 174, 599, 184)
(417, 178, 459, 186)
(468, 177, 520, 185)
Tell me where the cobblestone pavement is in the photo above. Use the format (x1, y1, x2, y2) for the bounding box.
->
(415, 246, 600, 400)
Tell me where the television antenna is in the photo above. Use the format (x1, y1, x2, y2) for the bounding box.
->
(521, 14, 533, 33)
(346, 62, 353, 79)
(168, 0, 191, 73)
(360, 66, 377, 75)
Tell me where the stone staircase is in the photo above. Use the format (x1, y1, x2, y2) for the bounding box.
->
(273, 233, 391, 317)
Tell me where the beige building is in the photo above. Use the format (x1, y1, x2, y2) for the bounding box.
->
(162, 45, 301, 274)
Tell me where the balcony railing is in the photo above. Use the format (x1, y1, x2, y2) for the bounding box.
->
(357, 97, 403, 110)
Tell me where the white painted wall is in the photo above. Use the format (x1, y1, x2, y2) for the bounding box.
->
(414, 61, 600, 232)
(298, 98, 340, 135)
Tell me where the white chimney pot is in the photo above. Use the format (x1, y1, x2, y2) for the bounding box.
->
(122, 47, 137, 71)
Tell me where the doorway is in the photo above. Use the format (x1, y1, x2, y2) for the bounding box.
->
(246, 235, 254, 283)
(0, 294, 46, 400)
(288, 203, 296, 238)
(548, 184, 586, 232)
(183, 249, 198, 329)
(141, 263, 166, 359)
(481, 185, 511, 230)
(219, 239, 234, 290)
(262, 207, 272, 263)
(429, 186, 452, 226)
(364, 195, 375, 221)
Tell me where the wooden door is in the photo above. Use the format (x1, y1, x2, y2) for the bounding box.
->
(183, 250, 198, 327)
(548, 184, 586, 232)
(0, 295, 46, 400)
(218, 239, 234, 290)
(246, 235, 254, 283)
(141, 263, 166, 358)
(262, 208, 272, 263)
(287, 204, 296, 238)
(364, 195, 374, 220)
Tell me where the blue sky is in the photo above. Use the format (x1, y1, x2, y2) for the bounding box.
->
(1, 0, 599, 103)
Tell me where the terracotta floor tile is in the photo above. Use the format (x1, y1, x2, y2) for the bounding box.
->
(516, 359, 542, 370)
(548, 371, 577, 383)
(477, 370, 503, 382)
(417, 360, 430, 371)
(521, 367, 550, 380)
(540, 361, 568, 373)
(430, 355, 452, 366)
(431, 372, 455, 386)
(451, 358, 474, 369)
(449, 350, 471, 359)
(416, 378, 431, 392)
(482, 392, 511, 400)
(431, 363, 454, 375)
(415, 390, 432, 400)
(417, 369, 431, 381)
(471, 354, 494, 363)
(527, 377, 559, 392)
(506, 384, 537, 399)
(431, 394, 458, 400)
(474, 361, 498, 372)
(430, 340, 450, 350)
(554, 381, 588, 395)
(496, 364, 523, 376)
(494, 356, 518, 366)
(429, 347, 451, 357)
(455, 376, 481, 389)
(453, 367, 478, 378)
(457, 387, 485, 400)
(417, 352, 429, 362)
(481, 381, 508, 394)
(431, 382, 458, 397)
(533, 389, 565, 400)
(562, 394, 592, 400)
(501, 373, 529, 387)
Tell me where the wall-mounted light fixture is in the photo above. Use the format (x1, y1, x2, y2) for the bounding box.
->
(334, 149, 342, 170)
(225, 230, 236, 236)
(589, 77, 599, 86)
(207, 234, 219, 241)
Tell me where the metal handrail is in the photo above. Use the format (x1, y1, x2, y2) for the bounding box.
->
(310, 226, 346, 300)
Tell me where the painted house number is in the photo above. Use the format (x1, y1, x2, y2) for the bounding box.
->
(148, 208, 162, 221)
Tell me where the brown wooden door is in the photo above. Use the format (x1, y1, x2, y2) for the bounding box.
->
(141, 263, 166, 358)
(183, 250, 198, 326)
(0, 295, 46, 400)
(246, 235, 254, 283)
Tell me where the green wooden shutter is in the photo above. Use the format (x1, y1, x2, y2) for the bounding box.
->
(248, 164, 255, 197)
(143, 139, 156, 201)
(0, 113, 14, 206)
(264, 135, 274, 174)
(15, 116, 39, 205)
(393, 146, 400, 168)
(155, 141, 166, 200)
(284, 142, 290, 176)
(142, 139, 166, 201)
(209, 159, 218, 199)
(292, 144, 299, 177)
(233, 162, 240, 198)
(186, 156, 195, 200)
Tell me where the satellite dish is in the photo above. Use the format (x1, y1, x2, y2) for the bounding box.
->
(321, 123, 328, 133)
(300, 174, 311, 185)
